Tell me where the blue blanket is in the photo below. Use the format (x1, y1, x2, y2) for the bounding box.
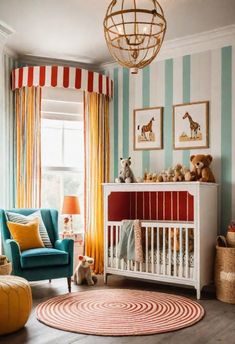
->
(117, 220, 135, 261)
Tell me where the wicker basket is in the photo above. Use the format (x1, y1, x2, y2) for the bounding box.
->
(226, 231, 235, 248)
(215, 246, 235, 304)
(0, 262, 12, 275)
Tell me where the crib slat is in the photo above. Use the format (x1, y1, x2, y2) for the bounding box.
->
(151, 227, 154, 273)
(163, 227, 166, 275)
(106, 226, 109, 268)
(145, 227, 148, 273)
(174, 228, 177, 276)
(168, 227, 171, 276)
(157, 227, 160, 274)
(121, 257, 124, 271)
(185, 227, 189, 278)
(115, 226, 118, 269)
(179, 226, 183, 278)
(191, 228, 194, 279)
(127, 259, 130, 271)
(110, 226, 113, 268)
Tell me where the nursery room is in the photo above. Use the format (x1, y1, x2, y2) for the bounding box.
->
(0, 0, 235, 343)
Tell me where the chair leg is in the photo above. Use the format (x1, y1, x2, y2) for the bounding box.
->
(67, 277, 71, 293)
(49, 279, 51, 283)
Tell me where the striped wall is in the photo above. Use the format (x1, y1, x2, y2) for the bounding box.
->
(107, 46, 235, 234)
(0, 53, 17, 209)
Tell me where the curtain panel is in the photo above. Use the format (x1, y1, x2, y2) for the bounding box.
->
(15, 87, 41, 208)
(84, 92, 110, 274)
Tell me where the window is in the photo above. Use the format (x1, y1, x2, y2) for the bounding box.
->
(41, 89, 84, 232)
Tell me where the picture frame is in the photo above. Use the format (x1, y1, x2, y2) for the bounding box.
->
(173, 101, 209, 150)
(133, 106, 163, 150)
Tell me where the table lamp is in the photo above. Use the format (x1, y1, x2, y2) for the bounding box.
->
(62, 196, 80, 233)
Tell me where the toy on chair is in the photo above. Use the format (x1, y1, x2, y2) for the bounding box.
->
(73, 255, 97, 286)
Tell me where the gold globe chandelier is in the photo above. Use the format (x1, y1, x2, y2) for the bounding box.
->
(104, 0, 167, 74)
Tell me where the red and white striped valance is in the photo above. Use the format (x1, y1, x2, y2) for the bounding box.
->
(12, 66, 113, 98)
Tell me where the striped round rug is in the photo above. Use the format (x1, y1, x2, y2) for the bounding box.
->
(36, 289, 205, 336)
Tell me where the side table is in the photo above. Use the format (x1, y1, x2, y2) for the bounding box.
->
(60, 232, 84, 269)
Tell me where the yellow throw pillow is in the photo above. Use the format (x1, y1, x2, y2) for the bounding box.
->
(7, 219, 45, 251)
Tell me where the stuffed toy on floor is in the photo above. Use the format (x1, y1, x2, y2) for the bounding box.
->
(73, 255, 97, 286)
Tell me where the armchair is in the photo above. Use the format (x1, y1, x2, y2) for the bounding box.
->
(0, 208, 74, 292)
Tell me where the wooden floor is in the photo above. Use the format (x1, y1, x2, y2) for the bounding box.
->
(1, 276, 235, 344)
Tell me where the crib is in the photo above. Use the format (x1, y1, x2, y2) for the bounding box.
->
(103, 182, 218, 299)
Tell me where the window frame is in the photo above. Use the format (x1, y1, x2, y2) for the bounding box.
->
(41, 112, 84, 218)
(41, 112, 83, 174)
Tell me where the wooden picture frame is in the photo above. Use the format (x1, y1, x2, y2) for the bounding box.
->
(173, 101, 209, 150)
(133, 106, 163, 151)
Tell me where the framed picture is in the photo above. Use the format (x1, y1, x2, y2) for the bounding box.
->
(134, 106, 163, 150)
(173, 101, 209, 150)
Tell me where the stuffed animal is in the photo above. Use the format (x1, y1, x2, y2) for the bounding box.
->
(173, 164, 184, 182)
(115, 157, 136, 183)
(181, 165, 195, 181)
(144, 172, 153, 183)
(190, 154, 215, 183)
(156, 170, 167, 182)
(73, 255, 97, 286)
(152, 173, 158, 182)
(166, 167, 174, 182)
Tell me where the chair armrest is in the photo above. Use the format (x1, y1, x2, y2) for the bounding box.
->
(54, 239, 74, 253)
(5, 239, 22, 274)
(55, 239, 74, 271)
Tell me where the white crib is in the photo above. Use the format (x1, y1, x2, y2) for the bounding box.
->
(103, 182, 218, 299)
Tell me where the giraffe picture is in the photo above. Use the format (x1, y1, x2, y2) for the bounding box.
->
(134, 107, 163, 150)
(173, 101, 209, 150)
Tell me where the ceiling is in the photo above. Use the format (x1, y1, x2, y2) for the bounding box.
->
(0, 0, 235, 66)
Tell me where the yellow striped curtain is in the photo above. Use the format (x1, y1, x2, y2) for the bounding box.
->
(15, 87, 41, 208)
(84, 92, 110, 274)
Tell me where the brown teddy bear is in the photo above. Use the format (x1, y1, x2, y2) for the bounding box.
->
(190, 154, 215, 183)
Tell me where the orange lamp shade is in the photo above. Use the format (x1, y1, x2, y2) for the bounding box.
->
(62, 196, 80, 215)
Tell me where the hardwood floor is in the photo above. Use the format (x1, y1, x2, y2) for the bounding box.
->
(0, 276, 234, 344)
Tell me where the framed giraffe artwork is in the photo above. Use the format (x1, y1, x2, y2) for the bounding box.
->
(173, 101, 209, 150)
(134, 106, 163, 150)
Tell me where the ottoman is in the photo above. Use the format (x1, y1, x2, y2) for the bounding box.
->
(0, 275, 32, 335)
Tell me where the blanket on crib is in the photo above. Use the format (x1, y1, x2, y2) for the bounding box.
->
(118, 220, 143, 263)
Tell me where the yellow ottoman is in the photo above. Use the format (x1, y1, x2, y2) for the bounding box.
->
(0, 275, 32, 335)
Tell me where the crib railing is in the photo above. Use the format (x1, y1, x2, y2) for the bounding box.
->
(106, 221, 195, 281)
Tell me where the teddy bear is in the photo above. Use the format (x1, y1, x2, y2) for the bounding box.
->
(115, 157, 136, 183)
(73, 255, 97, 286)
(173, 164, 184, 182)
(190, 154, 215, 183)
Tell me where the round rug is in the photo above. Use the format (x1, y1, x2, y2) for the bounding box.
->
(36, 289, 205, 336)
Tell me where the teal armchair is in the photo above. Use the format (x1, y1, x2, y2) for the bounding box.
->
(0, 208, 74, 292)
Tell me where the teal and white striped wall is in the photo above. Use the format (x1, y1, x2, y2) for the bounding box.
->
(107, 46, 235, 234)
(2, 53, 17, 209)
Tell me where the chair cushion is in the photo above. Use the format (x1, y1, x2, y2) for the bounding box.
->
(7, 220, 45, 251)
(6, 210, 53, 248)
(20, 248, 69, 269)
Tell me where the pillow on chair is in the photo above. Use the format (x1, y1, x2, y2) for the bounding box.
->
(7, 219, 45, 251)
(6, 210, 52, 248)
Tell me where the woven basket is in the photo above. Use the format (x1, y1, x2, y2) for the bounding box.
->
(226, 232, 235, 248)
(0, 262, 12, 275)
(215, 246, 235, 304)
